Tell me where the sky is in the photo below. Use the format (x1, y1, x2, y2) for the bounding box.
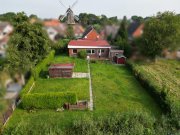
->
(0, 0, 180, 19)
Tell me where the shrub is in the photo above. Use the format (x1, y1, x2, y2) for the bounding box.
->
(21, 92, 77, 110)
(77, 50, 87, 59)
(19, 76, 34, 98)
(67, 112, 156, 135)
(32, 50, 55, 80)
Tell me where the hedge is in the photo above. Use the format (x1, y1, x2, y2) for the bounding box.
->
(126, 61, 180, 128)
(21, 92, 77, 110)
(32, 50, 55, 80)
(77, 50, 87, 59)
(19, 76, 34, 98)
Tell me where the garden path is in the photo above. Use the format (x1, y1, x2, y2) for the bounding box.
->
(88, 60, 93, 111)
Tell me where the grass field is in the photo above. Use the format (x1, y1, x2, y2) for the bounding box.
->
(91, 61, 161, 116)
(3, 57, 162, 134)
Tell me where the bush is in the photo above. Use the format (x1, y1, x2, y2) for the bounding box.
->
(21, 92, 77, 110)
(32, 50, 55, 80)
(52, 39, 70, 55)
(19, 76, 34, 98)
(77, 50, 87, 59)
(67, 112, 156, 135)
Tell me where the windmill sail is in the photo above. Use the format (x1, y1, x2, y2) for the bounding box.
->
(58, 0, 79, 24)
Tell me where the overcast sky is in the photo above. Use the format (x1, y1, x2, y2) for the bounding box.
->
(0, 0, 180, 19)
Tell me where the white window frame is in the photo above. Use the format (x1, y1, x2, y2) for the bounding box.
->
(86, 49, 95, 54)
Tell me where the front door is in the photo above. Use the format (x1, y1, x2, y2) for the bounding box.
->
(98, 49, 102, 58)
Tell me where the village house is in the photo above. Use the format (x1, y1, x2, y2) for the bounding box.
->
(68, 26, 111, 59)
(0, 22, 13, 40)
(128, 21, 144, 41)
(44, 19, 84, 41)
(0, 22, 13, 58)
(100, 25, 120, 39)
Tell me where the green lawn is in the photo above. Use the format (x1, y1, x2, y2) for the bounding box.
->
(31, 78, 89, 100)
(91, 61, 161, 116)
(3, 58, 162, 134)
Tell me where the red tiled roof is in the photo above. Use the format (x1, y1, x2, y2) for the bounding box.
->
(68, 39, 110, 47)
(49, 63, 74, 69)
(44, 19, 60, 27)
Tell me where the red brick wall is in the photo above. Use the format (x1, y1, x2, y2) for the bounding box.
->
(85, 30, 101, 40)
(69, 48, 110, 58)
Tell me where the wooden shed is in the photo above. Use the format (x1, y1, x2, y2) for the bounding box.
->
(49, 63, 74, 78)
(109, 49, 124, 61)
(114, 55, 126, 64)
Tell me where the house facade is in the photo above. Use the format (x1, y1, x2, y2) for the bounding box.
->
(0, 22, 13, 58)
(68, 26, 111, 59)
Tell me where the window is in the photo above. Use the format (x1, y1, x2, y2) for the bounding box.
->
(92, 50, 95, 54)
(86, 49, 91, 54)
(87, 49, 95, 54)
(98, 49, 105, 53)
(73, 49, 77, 54)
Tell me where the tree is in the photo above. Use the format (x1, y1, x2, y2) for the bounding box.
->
(131, 15, 143, 22)
(52, 39, 70, 54)
(138, 12, 180, 59)
(6, 12, 50, 84)
(79, 13, 120, 27)
(114, 16, 132, 57)
(66, 25, 74, 39)
(0, 12, 16, 23)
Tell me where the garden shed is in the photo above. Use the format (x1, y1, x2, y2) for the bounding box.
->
(109, 49, 124, 61)
(114, 54, 126, 64)
(49, 63, 74, 78)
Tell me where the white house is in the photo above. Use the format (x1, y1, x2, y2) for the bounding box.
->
(0, 22, 13, 40)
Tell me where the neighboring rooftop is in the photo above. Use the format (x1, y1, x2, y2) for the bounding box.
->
(0, 22, 11, 31)
(128, 21, 141, 37)
(82, 26, 101, 40)
(44, 19, 60, 27)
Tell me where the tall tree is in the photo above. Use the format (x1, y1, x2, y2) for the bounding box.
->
(114, 16, 132, 57)
(6, 12, 50, 84)
(138, 12, 180, 59)
(66, 25, 74, 39)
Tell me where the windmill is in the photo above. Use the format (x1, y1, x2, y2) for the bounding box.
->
(58, 0, 79, 25)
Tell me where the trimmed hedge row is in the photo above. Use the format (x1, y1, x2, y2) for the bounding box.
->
(21, 92, 77, 110)
(19, 77, 34, 98)
(32, 50, 55, 80)
(126, 61, 180, 128)
(19, 50, 55, 98)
